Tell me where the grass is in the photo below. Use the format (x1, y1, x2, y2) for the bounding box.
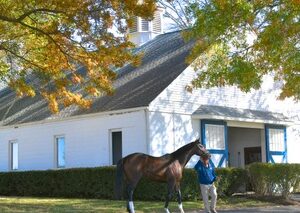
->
(0, 196, 285, 213)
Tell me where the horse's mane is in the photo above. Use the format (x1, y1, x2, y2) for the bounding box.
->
(161, 153, 171, 159)
(170, 141, 195, 159)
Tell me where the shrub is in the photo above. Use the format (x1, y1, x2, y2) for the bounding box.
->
(0, 167, 116, 199)
(4, 164, 299, 200)
(126, 168, 247, 200)
(247, 163, 271, 196)
(215, 167, 248, 196)
(0, 164, 299, 200)
(247, 163, 300, 198)
(180, 169, 201, 200)
(0, 166, 248, 201)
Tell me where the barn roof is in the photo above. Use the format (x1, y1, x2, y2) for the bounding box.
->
(192, 105, 293, 125)
(0, 31, 193, 126)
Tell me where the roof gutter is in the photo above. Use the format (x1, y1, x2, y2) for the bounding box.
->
(0, 106, 148, 130)
(192, 114, 295, 126)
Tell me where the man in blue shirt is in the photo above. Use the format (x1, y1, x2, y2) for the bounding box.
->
(194, 152, 217, 213)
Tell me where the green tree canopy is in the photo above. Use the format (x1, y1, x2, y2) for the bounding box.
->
(185, 0, 300, 100)
(0, 0, 156, 113)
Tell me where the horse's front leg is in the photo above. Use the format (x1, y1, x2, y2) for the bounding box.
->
(176, 188, 184, 213)
(164, 181, 175, 213)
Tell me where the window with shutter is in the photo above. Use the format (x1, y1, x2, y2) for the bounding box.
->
(152, 11, 162, 33)
(141, 19, 149, 31)
(129, 16, 138, 33)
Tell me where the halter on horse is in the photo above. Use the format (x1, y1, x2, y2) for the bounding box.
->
(115, 139, 208, 213)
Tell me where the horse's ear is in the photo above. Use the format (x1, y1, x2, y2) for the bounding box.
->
(195, 138, 201, 144)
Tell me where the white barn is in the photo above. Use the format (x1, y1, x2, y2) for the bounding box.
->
(0, 15, 300, 171)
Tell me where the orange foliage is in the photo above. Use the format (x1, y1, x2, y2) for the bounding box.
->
(0, 0, 156, 113)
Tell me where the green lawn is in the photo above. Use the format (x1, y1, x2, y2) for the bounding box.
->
(0, 196, 281, 213)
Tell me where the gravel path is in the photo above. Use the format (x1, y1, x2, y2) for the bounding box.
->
(185, 205, 300, 213)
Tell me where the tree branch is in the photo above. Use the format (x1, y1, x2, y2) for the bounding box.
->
(0, 44, 46, 71)
(0, 8, 65, 23)
(16, 21, 76, 67)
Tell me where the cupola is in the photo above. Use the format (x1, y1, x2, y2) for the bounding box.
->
(128, 7, 164, 46)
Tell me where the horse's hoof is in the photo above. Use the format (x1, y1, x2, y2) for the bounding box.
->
(165, 208, 170, 213)
(127, 208, 135, 213)
(178, 203, 184, 213)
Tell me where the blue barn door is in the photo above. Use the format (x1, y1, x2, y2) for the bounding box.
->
(201, 120, 228, 168)
(265, 125, 287, 163)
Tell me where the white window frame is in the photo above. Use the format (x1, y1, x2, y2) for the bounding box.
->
(205, 124, 226, 150)
(9, 140, 18, 171)
(54, 135, 66, 168)
(268, 128, 285, 152)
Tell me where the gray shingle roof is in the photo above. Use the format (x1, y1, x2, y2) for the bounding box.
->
(193, 105, 291, 123)
(0, 31, 193, 126)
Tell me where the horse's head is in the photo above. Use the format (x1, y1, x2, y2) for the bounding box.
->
(193, 139, 209, 156)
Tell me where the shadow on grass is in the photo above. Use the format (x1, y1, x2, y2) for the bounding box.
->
(0, 195, 298, 213)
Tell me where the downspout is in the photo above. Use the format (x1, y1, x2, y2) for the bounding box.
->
(144, 108, 150, 155)
(173, 111, 176, 152)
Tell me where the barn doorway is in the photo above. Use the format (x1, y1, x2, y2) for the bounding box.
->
(111, 131, 122, 165)
(228, 127, 262, 168)
(244, 146, 262, 165)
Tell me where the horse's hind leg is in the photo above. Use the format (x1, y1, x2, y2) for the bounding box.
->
(127, 184, 135, 213)
(164, 180, 175, 213)
(126, 176, 141, 213)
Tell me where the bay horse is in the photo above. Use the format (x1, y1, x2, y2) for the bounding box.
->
(115, 139, 208, 213)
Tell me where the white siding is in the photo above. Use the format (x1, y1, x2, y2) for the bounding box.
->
(149, 66, 300, 164)
(286, 125, 300, 163)
(148, 111, 200, 167)
(128, 31, 161, 47)
(0, 110, 147, 171)
(150, 66, 300, 114)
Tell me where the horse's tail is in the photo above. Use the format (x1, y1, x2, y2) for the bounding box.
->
(115, 158, 124, 200)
